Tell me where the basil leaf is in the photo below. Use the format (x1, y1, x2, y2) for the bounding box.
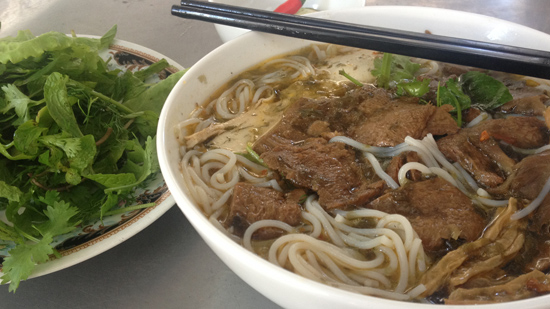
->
(460, 71, 512, 110)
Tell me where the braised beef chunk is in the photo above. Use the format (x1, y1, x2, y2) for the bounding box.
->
(253, 92, 365, 154)
(474, 116, 549, 149)
(438, 131, 507, 188)
(253, 85, 459, 155)
(351, 87, 458, 147)
(367, 177, 486, 252)
(438, 117, 550, 188)
(507, 150, 550, 200)
(423, 104, 460, 137)
(260, 138, 385, 209)
(497, 94, 548, 116)
(228, 182, 304, 239)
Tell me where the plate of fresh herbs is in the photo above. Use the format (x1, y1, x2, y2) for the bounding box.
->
(0, 25, 185, 292)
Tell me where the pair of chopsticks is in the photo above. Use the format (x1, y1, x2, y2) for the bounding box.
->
(171, 1, 550, 79)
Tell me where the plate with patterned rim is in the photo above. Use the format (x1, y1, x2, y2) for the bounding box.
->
(0, 36, 181, 280)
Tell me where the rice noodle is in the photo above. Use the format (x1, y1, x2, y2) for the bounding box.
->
(215, 79, 254, 120)
(466, 112, 491, 127)
(256, 196, 426, 300)
(259, 56, 314, 85)
(501, 142, 550, 155)
(331, 134, 508, 207)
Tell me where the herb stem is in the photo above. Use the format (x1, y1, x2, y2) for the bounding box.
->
(338, 70, 364, 87)
(89, 90, 134, 114)
(103, 202, 156, 216)
(95, 127, 113, 146)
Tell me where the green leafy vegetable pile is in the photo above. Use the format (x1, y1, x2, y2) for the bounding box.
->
(368, 53, 513, 126)
(0, 25, 185, 292)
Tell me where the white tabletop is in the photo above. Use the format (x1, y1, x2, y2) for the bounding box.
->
(0, 0, 549, 308)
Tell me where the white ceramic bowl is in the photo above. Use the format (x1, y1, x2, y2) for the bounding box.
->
(158, 6, 550, 309)
(208, 0, 365, 42)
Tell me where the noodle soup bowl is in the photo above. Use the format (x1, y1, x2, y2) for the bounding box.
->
(158, 6, 550, 309)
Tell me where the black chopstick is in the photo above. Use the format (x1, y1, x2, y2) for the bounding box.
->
(178, 0, 549, 59)
(171, 1, 550, 79)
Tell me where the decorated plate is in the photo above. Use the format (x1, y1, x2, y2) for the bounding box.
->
(0, 37, 181, 279)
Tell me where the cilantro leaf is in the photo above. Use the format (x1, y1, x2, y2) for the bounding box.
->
(372, 53, 420, 89)
(0, 84, 45, 125)
(34, 200, 81, 237)
(1, 235, 54, 292)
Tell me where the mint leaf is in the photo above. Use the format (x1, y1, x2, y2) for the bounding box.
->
(460, 71, 512, 110)
(106, 136, 156, 194)
(123, 70, 185, 115)
(85, 173, 137, 188)
(0, 181, 23, 203)
(13, 120, 48, 156)
(44, 72, 83, 138)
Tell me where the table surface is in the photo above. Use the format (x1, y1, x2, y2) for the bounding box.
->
(0, 0, 549, 308)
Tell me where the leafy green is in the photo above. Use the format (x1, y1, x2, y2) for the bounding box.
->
(44, 73, 84, 138)
(0, 25, 185, 292)
(0, 181, 23, 203)
(338, 69, 363, 87)
(372, 53, 420, 89)
(236, 142, 268, 168)
(445, 78, 471, 110)
(0, 84, 44, 125)
(1, 236, 55, 291)
(396, 79, 430, 97)
(437, 83, 462, 126)
(370, 53, 513, 127)
(123, 69, 187, 115)
(460, 71, 513, 110)
(435, 79, 471, 126)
